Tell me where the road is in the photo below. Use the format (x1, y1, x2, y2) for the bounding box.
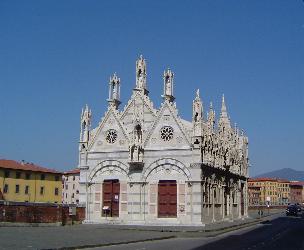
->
(94, 213, 304, 250)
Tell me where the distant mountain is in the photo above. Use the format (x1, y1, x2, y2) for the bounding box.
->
(254, 168, 304, 181)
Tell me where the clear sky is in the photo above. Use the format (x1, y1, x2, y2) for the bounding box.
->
(0, 1, 303, 176)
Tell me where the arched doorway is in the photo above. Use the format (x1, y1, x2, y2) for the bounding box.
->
(103, 179, 120, 217)
(158, 180, 177, 218)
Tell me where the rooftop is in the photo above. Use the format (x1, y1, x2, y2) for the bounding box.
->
(289, 181, 304, 187)
(0, 159, 62, 174)
(248, 177, 290, 183)
(64, 168, 80, 175)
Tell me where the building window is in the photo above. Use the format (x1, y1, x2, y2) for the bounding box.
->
(106, 129, 118, 144)
(160, 126, 174, 141)
(25, 173, 31, 180)
(41, 174, 45, 180)
(16, 172, 21, 179)
(73, 176, 75, 181)
(72, 193, 74, 198)
(65, 193, 67, 198)
(55, 175, 59, 181)
(76, 190, 79, 194)
(25, 185, 29, 194)
(65, 185, 68, 190)
(40, 186, 44, 195)
(15, 184, 20, 193)
(73, 184, 75, 189)
(55, 187, 59, 196)
(4, 184, 8, 193)
(76, 199, 79, 203)
(4, 170, 10, 178)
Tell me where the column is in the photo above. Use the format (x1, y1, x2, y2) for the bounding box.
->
(212, 185, 215, 222)
(222, 186, 225, 220)
(244, 181, 249, 217)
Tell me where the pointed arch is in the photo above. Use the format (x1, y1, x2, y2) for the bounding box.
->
(142, 158, 191, 181)
(89, 160, 130, 182)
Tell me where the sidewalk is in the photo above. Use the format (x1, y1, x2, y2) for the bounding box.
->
(0, 210, 284, 250)
(85, 209, 284, 233)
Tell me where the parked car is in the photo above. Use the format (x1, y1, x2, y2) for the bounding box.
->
(295, 203, 302, 213)
(286, 205, 298, 216)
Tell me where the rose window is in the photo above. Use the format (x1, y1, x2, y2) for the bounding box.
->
(160, 126, 174, 141)
(106, 129, 117, 144)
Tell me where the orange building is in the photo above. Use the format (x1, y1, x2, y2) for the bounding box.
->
(277, 179, 290, 205)
(248, 185, 261, 206)
(248, 178, 290, 206)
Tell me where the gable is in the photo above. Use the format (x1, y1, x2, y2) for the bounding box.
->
(120, 91, 157, 140)
(88, 108, 129, 152)
(144, 101, 191, 149)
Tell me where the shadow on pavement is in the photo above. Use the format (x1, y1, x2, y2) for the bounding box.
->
(191, 214, 304, 250)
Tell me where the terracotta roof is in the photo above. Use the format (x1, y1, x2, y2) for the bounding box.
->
(248, 177, 278, 182)
(64, 168, 80, 175)
(277, 178, 290, 183)
(0, 159, 62, 174)
(290, 181, 304, 187)
(249, 177, 291, 183)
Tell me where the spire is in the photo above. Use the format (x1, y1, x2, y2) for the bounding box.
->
(220, 94, 228, 119)
(135, 55, 148, 95)
(108, 72, 121, 109)
(162, 68, 175, 102)
(207, 101, 215, 130)
(79, 104, 92, 151)
(192, 88, 203, 122)
(219, 94, 231, 130)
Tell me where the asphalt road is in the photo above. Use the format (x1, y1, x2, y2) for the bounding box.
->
(96, 213, 304, 250)
(0, 212, 301, 250)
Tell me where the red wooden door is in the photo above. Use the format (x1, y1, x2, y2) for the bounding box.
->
(103, 179, 120, 217)
(112, 181, 120, 217)
(158, 180, 177, 218)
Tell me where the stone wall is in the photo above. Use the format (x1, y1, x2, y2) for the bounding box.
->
(0, 201, 85, 225)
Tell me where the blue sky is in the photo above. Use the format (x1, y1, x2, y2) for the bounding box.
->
(0, 1, 303, 176)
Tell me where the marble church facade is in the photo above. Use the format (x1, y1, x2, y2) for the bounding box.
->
(78, 56, 249, 225)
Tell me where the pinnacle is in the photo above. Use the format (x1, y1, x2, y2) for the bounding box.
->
(209, 102, 213, 109)
(196, 89, 200, 98)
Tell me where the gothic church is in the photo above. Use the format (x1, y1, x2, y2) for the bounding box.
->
(79, 55, 249, 225)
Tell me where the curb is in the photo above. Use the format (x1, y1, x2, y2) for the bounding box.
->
(0, 222, 62, 227)
(41, 236, 176, 250)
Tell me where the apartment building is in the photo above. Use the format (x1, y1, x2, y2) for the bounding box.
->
(62, 168, 80, 204)
(290, 181, 304, 204)
(248, 178, 290, 206)
(0, 159, 62, 203)
(277, 179, 290, 205)
(248, 185, 261, 206)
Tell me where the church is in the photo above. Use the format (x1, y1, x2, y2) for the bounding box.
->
(78, 55, 249, 225)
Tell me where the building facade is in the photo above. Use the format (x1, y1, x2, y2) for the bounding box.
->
(0, 159, 62, 203)
(62, 169, 80, 204)
(290, 181, 304, 205)
(277, 179, 290, 205)
(248, 178, 290, 206)
(248, 185, 261, 206)
(79, 56, 249, 225)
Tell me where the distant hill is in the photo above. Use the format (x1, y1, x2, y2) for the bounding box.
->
(254, 168, 304, 181)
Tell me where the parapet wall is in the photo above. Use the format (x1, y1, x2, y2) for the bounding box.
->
(0, 201, 85, 225)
